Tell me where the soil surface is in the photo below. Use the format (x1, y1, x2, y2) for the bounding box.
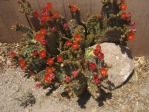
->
(0, 43, 149, 112)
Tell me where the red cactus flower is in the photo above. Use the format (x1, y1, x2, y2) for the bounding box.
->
(89, 62, 97, 71)
(35, 83, 41, 88)
(120, 3, 127, 11)
(96, 45, 101, 51)
(35, 33, 43, 41)
(40, 7, 46, 13)
(99, 68, 108, 77)
(65, 76, 71, 83)
(131, 28, 136, 33)
(39, 15, 46, 24)
(39, 12, 51, 24)
(49, 73, 55, 79)
(94, 75, 100, 84)
(20, 59, 26, 70)
(64, 23, 68, 28)
(20, 59, 25, 66)
(33, 11, 39, 17)
(52, 27, 57, 32)
(71, 42, 79, 50)
(72, 71, 79, 78)
(65, 41, 71, 46)
(74, 34, 81, 42)
(45, 16, 51, 22)
(98, 52, 104, 60)
(93, 45, 102, 57)
(46, 67, 54, 74)
(39, 50, 46, 58)
(130, 21, 135, 26)
(53, 12, 60, 19)
(93, 49, 99, 56)
(39, 28, 46, 36)
(46, 3, 52, 11)
(43, 12, 51, 21)
(10, 52, 16, 58)
(128, 32, 135, 41)
(71, 5, 78, 12)
(32, 50, 38, 56)
(46, 58, 54, 65)
(57, 55, 63, 63)
(44, 74, 51, 83)
(125, 12, 131, 19)
(120, 12, 126, 19)
(40, 39, 47, 45)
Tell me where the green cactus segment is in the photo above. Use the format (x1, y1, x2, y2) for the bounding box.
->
(65, 74, 87, 97)
(103, 27, 123, 42)
(86, 15, 103, 36)
(21, 45, 37, 58)
(18, 0, 33, 15)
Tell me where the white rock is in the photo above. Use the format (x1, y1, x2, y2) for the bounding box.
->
(100, 43, 134, 88)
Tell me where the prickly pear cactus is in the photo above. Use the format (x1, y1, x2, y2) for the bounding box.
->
(10, 0, 136, 102)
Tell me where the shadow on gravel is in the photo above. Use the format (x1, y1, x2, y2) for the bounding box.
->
(77, 89, 112, 108)
(96, 89, 112, 107)
(77, 90, 91, 109)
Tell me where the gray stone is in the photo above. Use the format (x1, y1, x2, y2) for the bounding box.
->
(100, 43, 134, 88)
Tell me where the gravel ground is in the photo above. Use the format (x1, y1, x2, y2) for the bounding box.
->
(0, 43, 149, 112)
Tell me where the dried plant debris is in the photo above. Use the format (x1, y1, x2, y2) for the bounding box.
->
(133, 56, 149, 76)
(0, 43, 18, 72)
(15, 91, 36, 108)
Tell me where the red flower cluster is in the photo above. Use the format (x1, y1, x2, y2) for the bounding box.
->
(120, 12, 133, 20)
(39, 12, 51, 24)
(33, 3, 60, 25)
(93, 45, 104, 60)
(35, 28, 47, 45)
(45, 66, 55, 83)
(37, 3, 53, 24)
